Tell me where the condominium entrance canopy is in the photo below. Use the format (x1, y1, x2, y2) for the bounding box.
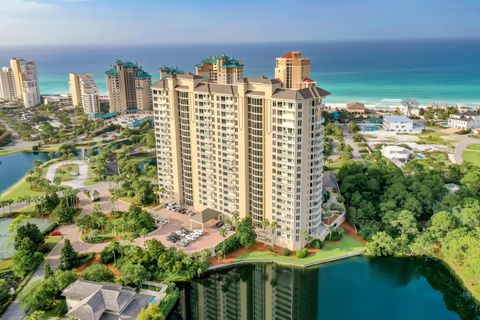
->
(189, 208, 221, 229)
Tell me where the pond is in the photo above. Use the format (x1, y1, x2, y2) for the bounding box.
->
(0, 218, 52, 259)
(0, 151, 51, 193)
(169, 256, 480, 320)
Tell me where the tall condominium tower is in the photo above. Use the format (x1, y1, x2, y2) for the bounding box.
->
(153, 52, 328, 250)
(275, 51, 315, 90)
(69, 73, 100, 114)
(195, 54, 244, 84)
(0, 67, 17, 100)
(105, 60, 152, 113)
(10, 58, 41, 107)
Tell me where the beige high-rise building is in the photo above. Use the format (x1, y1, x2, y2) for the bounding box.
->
(195, 54, 244, 84)
(105, 60, 152, 113)
(275, 51, 315, 90)
(10, 58, 41, 108)
(153, 53, 329, 250)
(0, 67, 17, 100)
(69, 73, 100, 114)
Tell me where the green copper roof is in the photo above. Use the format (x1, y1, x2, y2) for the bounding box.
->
(160, 66, 185, 75)
(136, 72, 152, 79)
(105, 68, 119, 76)
(197, 54, 243, 68)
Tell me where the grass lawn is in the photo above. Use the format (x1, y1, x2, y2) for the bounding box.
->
(0, 175, 44, 202)
(0, 259, 13, 272)
(463, 145, 480, 166)
(466, 143, 480, 151)
(235, 235, 364, 265)
(417, 130, 450, 144)
(45, 236, 62, 251)
(54, 164, 80, 182)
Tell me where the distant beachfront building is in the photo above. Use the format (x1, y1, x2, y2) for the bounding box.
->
(69, 73, 100, 114)
(346, 102, 366, 116)
(153, 52, 329, 250)
(0, 67, 17, 100)
(105, 60, 152, 113)
(10, 58, 41, 108)
(399, 99, 421, 117)
(195, 54, 243, 84)
(43, 94, 72, 108)
(275, 51, 315, 89)
(448, 112, 480, 130)
(383, 115, 422, 134)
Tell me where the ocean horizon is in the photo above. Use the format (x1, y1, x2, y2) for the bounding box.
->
(1, 39, 480, 106)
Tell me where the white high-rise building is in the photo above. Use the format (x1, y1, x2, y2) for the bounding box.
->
(153, 52, 329, 250)
(0, 67, 17, 100)
(10, 58, 41, 108)
(69, 73, 100, 114)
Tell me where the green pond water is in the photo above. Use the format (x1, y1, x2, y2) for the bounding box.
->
(169, 256, 480, 320)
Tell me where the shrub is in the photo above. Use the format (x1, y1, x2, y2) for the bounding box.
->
(82, 264, 114, 282)
(310, 239, 324, 249)
(296, 248, 309, 259)
(215, 234, 240, 256)
(327, 228, 344, 241)
(281, 248, 291, 256)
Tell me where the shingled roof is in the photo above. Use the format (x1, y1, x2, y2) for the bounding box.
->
(62, 280, 153, 320)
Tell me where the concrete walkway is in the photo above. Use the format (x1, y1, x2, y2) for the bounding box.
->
(45, 159, 89, 189)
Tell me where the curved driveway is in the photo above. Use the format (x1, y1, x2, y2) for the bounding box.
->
(45, 159, 89, 188)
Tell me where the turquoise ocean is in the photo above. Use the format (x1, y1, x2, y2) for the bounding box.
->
(1, 39, 480, 105)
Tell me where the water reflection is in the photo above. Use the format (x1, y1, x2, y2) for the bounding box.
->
(170, 257, 480, 320)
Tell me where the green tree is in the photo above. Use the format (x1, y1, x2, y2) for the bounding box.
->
(137, 303, 165, 320)
(236, 217, 256, 248)
(60, 239, 78, 270)
(51, 199, 76, 224)
(13, 238, 44, 277)
(366, 232, 398, 256)
(81, 264, 114, 282)
(120, 263, 148, 289)
(24, 311, 47, 320)
(19, 280, 54, 312)
(0, 279, 10, 304)
(14, 222, 44, 251)
(44, 263, 54, 279)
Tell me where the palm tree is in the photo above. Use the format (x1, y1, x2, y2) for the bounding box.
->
(219, 227, 228, 261)
(270, 220, 278, 248)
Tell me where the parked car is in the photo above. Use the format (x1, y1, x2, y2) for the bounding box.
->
(214, 221, 224, 228)
(50, 231, 62, 236)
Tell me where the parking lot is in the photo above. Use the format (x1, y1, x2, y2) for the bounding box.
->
(140, 207, 232, 254)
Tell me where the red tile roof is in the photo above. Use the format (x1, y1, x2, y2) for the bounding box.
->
(282, 52, 293, 59)
(303, 77, 315, 82)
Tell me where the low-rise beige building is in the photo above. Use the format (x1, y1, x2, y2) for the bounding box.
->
(153, 53, 329, 250)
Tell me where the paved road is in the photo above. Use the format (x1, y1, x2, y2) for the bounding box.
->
(341, 125, 363, 161)
(0, 182, 112, 217)
(452, 135, 479, 164)
(45, 159, 89, 189)
(0, 119, 36, 151)
(1, 184, 119, 320)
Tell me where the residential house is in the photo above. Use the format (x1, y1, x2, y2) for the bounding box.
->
(448, 112, 480, 130)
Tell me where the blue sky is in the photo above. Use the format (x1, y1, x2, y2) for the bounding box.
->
(1, 0, 480, 45)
